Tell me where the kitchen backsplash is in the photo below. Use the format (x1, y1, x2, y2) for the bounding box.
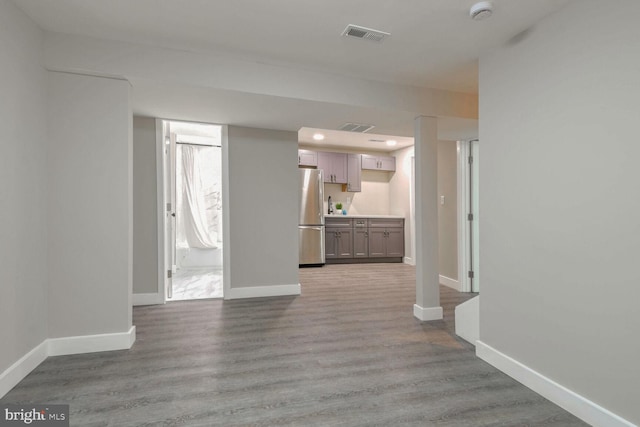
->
(323, 170, 390, 215)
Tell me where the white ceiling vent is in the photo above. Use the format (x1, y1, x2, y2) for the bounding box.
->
(340, 123, 375, 133)
(342, 25, 390, 42)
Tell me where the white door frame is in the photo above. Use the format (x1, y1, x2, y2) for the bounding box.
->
(154, 119, 230, 304)
(456, 139, 479, 293)
(155, 118, 169, 302)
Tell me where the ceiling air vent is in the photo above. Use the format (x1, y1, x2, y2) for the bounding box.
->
(340, 123, 375, 133)
(342, 25, 390, 42)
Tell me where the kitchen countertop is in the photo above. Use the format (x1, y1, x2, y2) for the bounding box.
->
(324, 214, 405, 219)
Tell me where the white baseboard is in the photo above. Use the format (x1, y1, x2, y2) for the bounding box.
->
(132, 292, 164, 306)
(226, 284, 301, 300)
(454, 296, 479, 345)
(48, 326, 136, 356)
(0, 341, 48, 398)
(413, 304, 443, 321)
(439, 274, 462, 292)
(403, 256, 415, 266)
(0, 326, 136, 399)
(476, 341, 635, 427)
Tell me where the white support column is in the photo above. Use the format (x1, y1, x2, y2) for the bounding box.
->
(414, 116, 443, 321)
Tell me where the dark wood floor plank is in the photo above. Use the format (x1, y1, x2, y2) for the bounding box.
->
(2, 264, 586, 426)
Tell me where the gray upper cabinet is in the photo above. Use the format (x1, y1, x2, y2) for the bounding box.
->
(317, 152, 347, 184)
(346, 154, 361, 192)
(361, 154, 396, 172)
(298, 149, 317, 167)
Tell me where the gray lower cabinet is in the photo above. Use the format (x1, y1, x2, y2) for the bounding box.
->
(368, 228, 403, 257)
(326, 217, 403, 263)
(325, 217, 353, 259)
(368, 228, 387, 257)
(325, 227, 353, 258)
(353, 228, 369, 257)
(385, 228, 404, 257)
(368, 218, 404, 258)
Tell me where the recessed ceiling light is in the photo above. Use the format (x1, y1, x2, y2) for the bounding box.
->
(313, 133, 325, 141)
(386, 140, 397, 147)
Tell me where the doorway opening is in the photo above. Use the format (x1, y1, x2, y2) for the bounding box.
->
(163, 120, 223, 301)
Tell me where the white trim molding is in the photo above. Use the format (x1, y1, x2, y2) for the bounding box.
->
(133, 292, 164, 306)
(476, 341, 636, 427)
(0, 341, 48, 398)
(155, 118, 166, 302)
(403, 256, 414, 266)
(439, 274, 462, 292)
(454, 296, 479, 345)
(0, 327, 136, 399)
(48, 326, 136, 357)
(226, 284, 301, 300)
(413, 304, 443, 321)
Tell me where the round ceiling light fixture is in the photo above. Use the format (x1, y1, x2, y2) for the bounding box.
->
(312, 133, 325, 141)
(470, 1, 494, 21)
(386, 140, 397, 147)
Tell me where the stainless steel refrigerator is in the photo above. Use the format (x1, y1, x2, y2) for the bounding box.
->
(299, 168, 325, 266)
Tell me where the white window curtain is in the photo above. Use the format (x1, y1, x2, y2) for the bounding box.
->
(175, 144, 222, 249)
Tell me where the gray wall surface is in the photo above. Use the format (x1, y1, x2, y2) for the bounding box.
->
(479, 0, 639, 423)
(0, 0, 49, 374)
(47, 71, 133, 337)
(437, 141, 457, 280)
(133, 116, 159, 294)
(227, 126, 299, 289)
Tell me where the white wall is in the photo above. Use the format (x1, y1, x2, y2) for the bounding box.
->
(324, 170, 391, 216)
(389, 145, 414, 260)
(47, 72, 133, 337)
(227, 126, 299, 294)
(389, 142, 458, 279)
(437, 141, 458, 280)
(42, 33, 478, 121)
(479, 1, 640, 424)
(0, 0, 48, 374)
(133, 116, 159, 294)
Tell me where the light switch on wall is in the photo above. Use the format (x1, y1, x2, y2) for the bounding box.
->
(440, 195, 445, 205)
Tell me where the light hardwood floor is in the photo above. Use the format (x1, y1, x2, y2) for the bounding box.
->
(1, 264, 586, 426)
